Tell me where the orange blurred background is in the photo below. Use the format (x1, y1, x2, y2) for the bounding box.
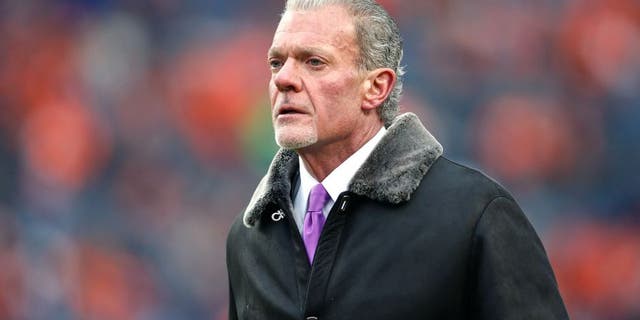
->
(0, 0, 639, 319)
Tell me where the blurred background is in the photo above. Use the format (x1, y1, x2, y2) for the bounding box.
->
(0, 0, 639, 319)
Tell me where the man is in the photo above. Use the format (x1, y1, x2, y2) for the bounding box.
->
(226, 1, 569, 319)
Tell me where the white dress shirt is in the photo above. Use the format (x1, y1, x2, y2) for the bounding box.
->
(292, 127, 387, 233)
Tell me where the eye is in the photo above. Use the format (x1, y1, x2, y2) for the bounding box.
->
(307, 58, 324, 67)
(269, 59, 283, 70)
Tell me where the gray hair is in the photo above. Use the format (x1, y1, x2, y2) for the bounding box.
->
(284, 0, 405, 126)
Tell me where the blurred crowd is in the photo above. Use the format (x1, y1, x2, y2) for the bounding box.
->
(0, 0, 638, 319)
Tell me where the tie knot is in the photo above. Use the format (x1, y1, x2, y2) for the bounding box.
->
(307, 183, 330, 213)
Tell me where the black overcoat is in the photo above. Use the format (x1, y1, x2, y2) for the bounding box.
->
(227, 113, 569, 320)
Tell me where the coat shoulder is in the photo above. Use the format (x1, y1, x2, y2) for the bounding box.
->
(426, 156, 513, 201)
(412, 156, 518, 227)
(226, 213, 246, 251)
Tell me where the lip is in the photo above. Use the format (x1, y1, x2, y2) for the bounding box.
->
(274, 103, 308, 118)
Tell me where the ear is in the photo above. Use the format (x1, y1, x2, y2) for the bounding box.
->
(361, 68, 396, 111)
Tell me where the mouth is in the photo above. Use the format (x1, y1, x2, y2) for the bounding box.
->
(279, 109, 299, 115)
(275, 104, 307, 117)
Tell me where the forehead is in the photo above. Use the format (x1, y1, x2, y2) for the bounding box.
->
(271, 5, 358, 55)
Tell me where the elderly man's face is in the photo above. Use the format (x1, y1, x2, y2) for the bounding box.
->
(268, 5, 366, 151)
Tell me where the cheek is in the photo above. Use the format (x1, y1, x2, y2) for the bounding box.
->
(322, 77, 361, 110)
(314, 82, 361, 133)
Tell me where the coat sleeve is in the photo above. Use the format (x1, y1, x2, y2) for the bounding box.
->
(228, 280, 238, 320)
(470, 196, 569, 320)
(227, 225, 239, 320)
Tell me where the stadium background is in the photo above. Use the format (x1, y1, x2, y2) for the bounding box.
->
(0, 0, 639, 319)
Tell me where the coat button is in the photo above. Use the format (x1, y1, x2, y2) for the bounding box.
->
(306, 317, 318, 320)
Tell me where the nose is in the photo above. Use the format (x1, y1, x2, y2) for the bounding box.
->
(273, 59, 302, 92)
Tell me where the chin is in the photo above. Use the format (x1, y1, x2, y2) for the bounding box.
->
(275, 129, 318, 150)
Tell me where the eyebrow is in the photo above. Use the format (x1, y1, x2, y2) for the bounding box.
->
(267, 47, 283, 58)
(268, 46, 332, 59)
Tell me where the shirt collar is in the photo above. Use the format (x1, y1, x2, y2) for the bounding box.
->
(298, 126, 387, 202)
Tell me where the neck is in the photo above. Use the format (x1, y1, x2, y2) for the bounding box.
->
(298, 122, 383, 181)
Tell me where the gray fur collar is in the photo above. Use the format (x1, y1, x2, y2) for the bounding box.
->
(242, 112, 443, 227)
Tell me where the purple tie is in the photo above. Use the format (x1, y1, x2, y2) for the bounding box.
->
(303, 183, 330, 264)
